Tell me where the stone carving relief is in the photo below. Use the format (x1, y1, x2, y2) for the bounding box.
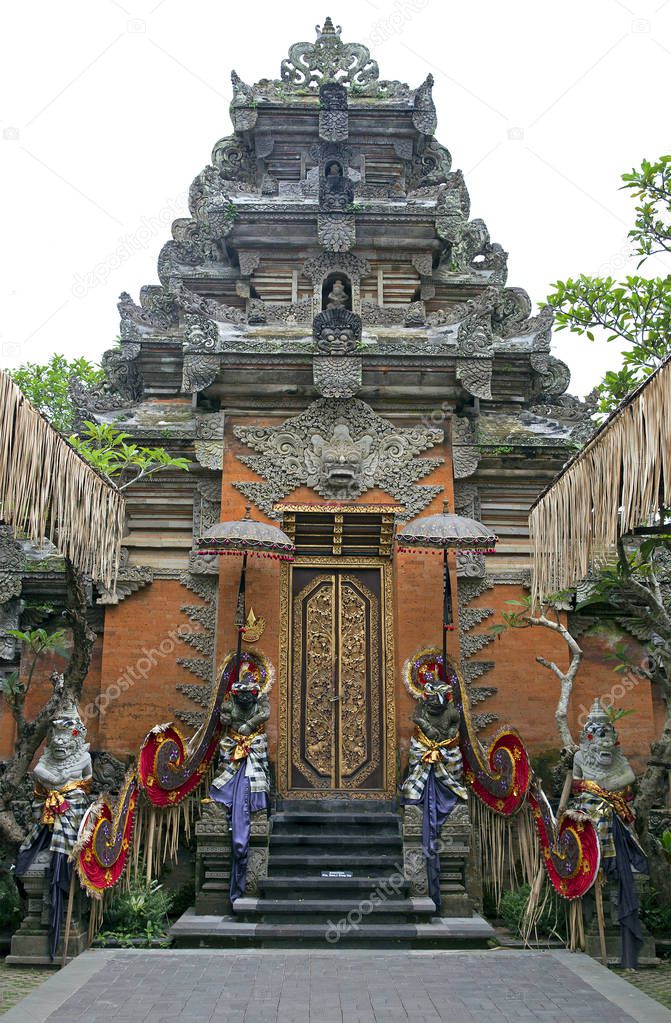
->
(97, 550, 153, 606)
(360, 301, 426, 328)
(303, 251, 370, 316)
(408, 139, 452, 190)
(0, 529, 22, 663)
(412, 74, 437, 136)
(456, 310, 494, 400)
(181, 315, 221, 394)
(234, 398, 443, 519)
(211, 134, 256, 184)
(280, 18, 379, 91)
(230, 70, 258, 132)
(174, 283, 246, 325)
(313, 357, 362, 398)
(533, 355, 571, 397)
(317, 214, 355, 251)
(246, 298, 312, 325)
(319, 81, 349, 141)
(194, 412, 225, 471)
(451, 416, 480, 480)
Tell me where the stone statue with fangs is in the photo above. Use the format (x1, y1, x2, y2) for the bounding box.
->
(15, 698, 92, 958)
(209, 672, 270, 901)
(401, 675, 467, 913)
(570, 698, 648, 968)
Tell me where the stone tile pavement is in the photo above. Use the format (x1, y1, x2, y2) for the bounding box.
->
(0, 961, 53, 1016)
(616, 965, 671, 1012)
(2, 949, 671, 1023)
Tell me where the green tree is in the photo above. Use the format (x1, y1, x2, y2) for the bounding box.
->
(7, 354, 106, 433)
(547, 155, 671, 416)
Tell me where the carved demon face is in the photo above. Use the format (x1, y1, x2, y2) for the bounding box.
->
(307, 423, 376, 499)
(580, 715, 618, 770)
(316, 326, 357, 355)
(49, 719, 84, 761)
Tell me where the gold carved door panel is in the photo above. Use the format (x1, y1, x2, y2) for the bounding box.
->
(286, 566, 391, 795)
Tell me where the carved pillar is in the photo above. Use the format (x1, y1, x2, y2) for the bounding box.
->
(8, 851, 89, 965)
(438, 802, 476, 916)
(194, 802, 232, 916)
(246, 809, 270, 895)
(401, 804, 429, 899)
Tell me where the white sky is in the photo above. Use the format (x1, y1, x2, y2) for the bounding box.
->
(1, 0, 670, 397)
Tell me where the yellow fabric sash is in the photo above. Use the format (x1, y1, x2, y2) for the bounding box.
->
(227, 727, 264, 762)
(416, 728, 459, 764)
(34, 778, 91, 826)
(571, 778, 635, 824)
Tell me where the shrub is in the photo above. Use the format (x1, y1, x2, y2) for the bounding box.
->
(102, 877, 173, 944)
(640, 883, 671, 936)
(0, 873, 22, 931)
(499, 883, 568, 940)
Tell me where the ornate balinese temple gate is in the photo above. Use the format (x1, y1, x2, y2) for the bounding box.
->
(5, 16, 629, 948)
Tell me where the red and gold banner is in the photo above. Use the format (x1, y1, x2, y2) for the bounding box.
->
(528, 777, 600, 900)
(138, 724, 221, 808)
(75, 771, 139, 897)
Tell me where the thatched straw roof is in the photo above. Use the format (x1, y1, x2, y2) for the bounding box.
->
(0, 370, 125, 588)
(529, 355, 671, 608)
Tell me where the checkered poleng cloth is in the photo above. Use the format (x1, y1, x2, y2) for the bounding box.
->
(401, 733, 469, 803)
(211, 731, 270, 795)
(19, 783, 90, 859)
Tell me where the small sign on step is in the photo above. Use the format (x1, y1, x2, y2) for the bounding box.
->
(321, 870, 353, 878)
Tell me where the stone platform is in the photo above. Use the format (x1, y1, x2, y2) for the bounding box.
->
(3, 949, 670, 1023)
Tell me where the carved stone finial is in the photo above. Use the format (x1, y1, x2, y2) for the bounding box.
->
(316, 16, 341, 38)
(280, 20, 379, 91)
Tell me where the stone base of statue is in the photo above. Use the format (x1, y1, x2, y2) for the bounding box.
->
(401, 803, 475, 916)
(7, 851, 89, 965)
(194, 802, 269, 916)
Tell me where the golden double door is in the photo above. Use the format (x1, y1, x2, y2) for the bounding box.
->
(279, 561, 395, 798)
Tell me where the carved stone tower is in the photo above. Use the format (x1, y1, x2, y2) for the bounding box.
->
(3, 19, 594, 807)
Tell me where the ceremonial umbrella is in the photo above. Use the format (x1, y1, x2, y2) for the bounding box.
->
(396, 500, 497, 684)
(196, 505, 295, 690)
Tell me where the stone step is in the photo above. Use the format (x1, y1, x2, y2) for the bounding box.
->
(278, 799, 397, 814)
(268, 854, 402, 877)
(271, 813, 401, 836)
(232, 897, 436, 925)
(269, 833, 402, 851)
(260, 876, 411, 900)
(171, 908, 497, 949)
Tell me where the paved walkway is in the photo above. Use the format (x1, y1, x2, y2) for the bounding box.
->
(3, 949, 670, 1023)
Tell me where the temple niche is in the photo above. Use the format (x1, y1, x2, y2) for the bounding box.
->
(1, 16, 661, 949)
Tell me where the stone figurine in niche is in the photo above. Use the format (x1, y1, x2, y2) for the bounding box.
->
(401, 675, 467, 912)
(570, 698, 648, 968)
(210, 673, 270, 901)
(327, 279, 349, 309)
(16, 699, 92, 958)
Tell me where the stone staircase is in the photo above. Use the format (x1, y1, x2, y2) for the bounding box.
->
(171, 798, 495, 948)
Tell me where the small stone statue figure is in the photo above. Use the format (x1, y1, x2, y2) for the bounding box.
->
(401, 676, 467, 912)
(209, 672, 270, 901)
(16, 700, 92, 958)
(570, 699, 648, 968)
(326, 279, 348, 310)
